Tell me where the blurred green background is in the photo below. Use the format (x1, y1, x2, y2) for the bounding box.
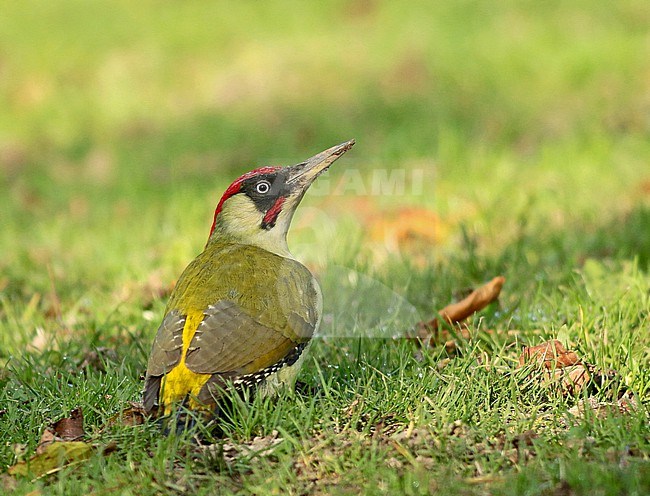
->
(1, 2, 650, 492)
(1, 0, 649, 351)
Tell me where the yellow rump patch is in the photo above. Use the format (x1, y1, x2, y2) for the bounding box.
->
(160, 309, 212, 414)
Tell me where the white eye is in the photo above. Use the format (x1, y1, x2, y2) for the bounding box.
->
(256, 180, 271, 194)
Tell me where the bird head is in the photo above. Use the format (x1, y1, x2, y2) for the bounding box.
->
(207, 140, 355, 256)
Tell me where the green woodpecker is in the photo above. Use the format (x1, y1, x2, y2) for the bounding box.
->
(143, 140, 355, 416)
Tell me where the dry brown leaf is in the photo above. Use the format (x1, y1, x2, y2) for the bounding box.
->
(8, 408, 123, 479)
(35, 408, 85, 456)
(440, 276, 505, 324)
(550, 364, 592, 395)
(414, 276, 505, 347)
(518, 340, 632, 400)
(519, 340, 580, 369)
(518, 340, 590, 395)
(52, 408, 85, 440)
(517, 340, 614, 397)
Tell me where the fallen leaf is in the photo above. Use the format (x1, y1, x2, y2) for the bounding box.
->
(516, 340, 629, 398)
(439, 276, 505, 325)
(413, 276, 505, 347)
(8, 409, 92, 478)
(551, 364, 591, 395)
(518, 340, 580, 369)
(518, 340, 591, 395)
(35, 408, 85, 456)
(517, 338, 635, 402)
(8, 442, 93, 478)
(52, 408, 85, 440)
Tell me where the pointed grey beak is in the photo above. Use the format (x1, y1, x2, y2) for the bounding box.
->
(287, 139, 355, 186)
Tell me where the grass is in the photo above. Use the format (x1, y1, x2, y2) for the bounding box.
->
(1, 0, 649, 494)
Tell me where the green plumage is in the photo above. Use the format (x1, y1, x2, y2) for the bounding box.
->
(168, 241, 319, 338)
(143, 240, 320, 414)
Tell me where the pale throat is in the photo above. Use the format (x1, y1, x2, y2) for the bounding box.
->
(212, 194, 295, 258)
